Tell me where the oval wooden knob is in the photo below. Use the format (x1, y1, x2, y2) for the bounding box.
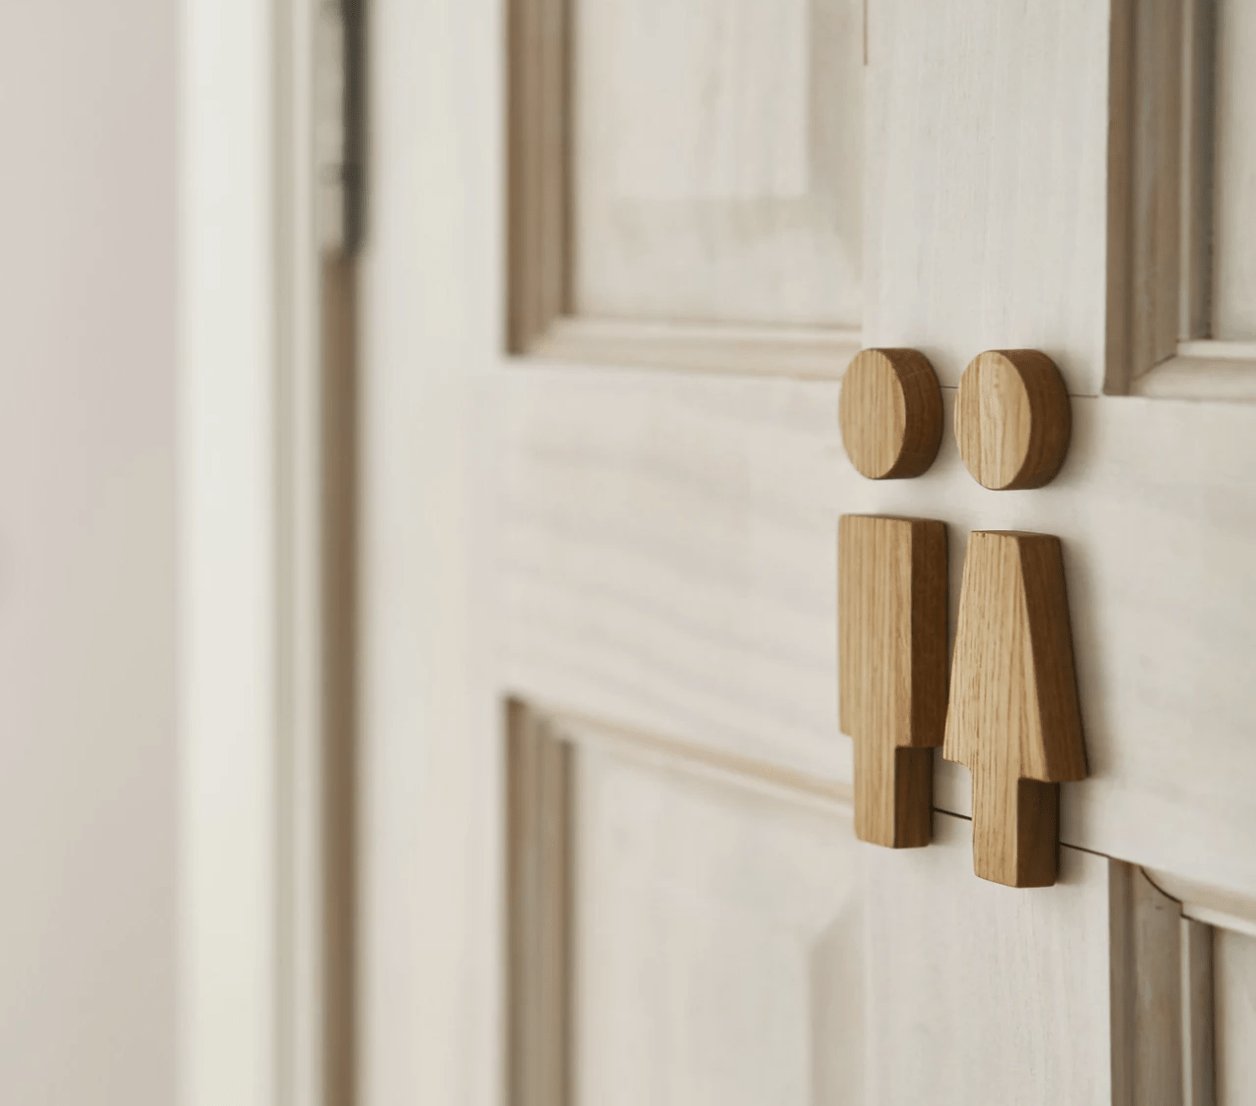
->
(839, 348, 943, 479)
(954, 350, 1071, 490)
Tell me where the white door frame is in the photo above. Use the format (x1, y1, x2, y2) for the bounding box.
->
(177, 0, 326, 1103)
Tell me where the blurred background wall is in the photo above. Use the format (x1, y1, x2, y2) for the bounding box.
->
(0, 3, 177, 1103)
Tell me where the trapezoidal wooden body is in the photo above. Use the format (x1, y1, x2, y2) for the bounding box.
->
(943, 530, 1087, 887)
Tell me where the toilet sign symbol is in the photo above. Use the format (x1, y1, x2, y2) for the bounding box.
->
(838, 348, 1087, 888)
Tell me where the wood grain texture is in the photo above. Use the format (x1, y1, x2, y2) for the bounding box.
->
(529, 316, 861, 378)
(865, 815, 1188, 1106)
(838, 515, 946, 847)
(361, 2, 508, 1098)
(954, 350, 1072, 490)
(839, 348, 942, 479)
(366, 1, 1256, 1099)
(501, 365, 1256, 914)
(551, 721, 1198, 1106)
(572, 0, 864, 328)
(944, 531, 1086, 886)
(507, 0, 867, 373)
(864, 0, 1111, 395)
(566, 728, 862, 1106)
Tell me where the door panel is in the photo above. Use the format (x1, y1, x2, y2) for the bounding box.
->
(572, 733, 862, 1106)
(865, 0, 1112, 395)
(508, 0, 862, 375)
(504, 367, 1256, 911)
(572, 0, 863, 327)
(508, 711, 1214, 1106)
(867, 827, 1212, 1106)
(364, 0, 1256, 1102)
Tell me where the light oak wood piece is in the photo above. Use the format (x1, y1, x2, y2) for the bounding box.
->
(944, 531, 1086, 886)
(839, 515, 947, 847)
(839, 348, 943, 479)
(954, 350, 1071, 490)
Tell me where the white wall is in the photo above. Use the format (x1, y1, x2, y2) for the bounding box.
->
(0, 4, 177, 1103)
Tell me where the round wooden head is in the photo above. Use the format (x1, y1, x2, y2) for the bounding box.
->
(839, 348, 943, 479)
(954, 350, 1071, 490)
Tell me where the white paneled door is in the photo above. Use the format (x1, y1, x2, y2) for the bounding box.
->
(363, 0, 1256, 1103)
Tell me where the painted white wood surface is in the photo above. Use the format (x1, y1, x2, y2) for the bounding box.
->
(180, 1, 279, 1103)
(179, 0, 328, 1104)
(361, 0, 504, 1104)
(503, 365, 1256, 910)
(864, 816, 1117, 1105)
(572, 738, 862, 1106)
(1215, 928, 1256, 1104)
(1213, 0, 1256, 340)
(864, 0, 1112, 395)
(364, 0, 1256, 1103)
(560, 723, 1199, 1106)
(573, 0, 863, 327)
(868, 825, 1203, 1106)
(531, 316, 861, 378)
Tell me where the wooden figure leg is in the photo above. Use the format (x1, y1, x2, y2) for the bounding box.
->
(971, 768, 1060, 888)
(854, 737, 935, 848)
(944, 530, 1086, 887)
(839, 515, 947, 848)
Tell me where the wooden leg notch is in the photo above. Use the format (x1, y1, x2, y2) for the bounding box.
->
(944, 531, 1087, 887)
(971, 772, 1060, 888)
(839, 515, 948, 848)
(853, 739, 935, 848)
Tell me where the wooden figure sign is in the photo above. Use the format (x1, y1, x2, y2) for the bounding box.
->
(840, 347, 1087, 887)
(943, 531, 1087, 887)
(839, 515, 948, 847)
(838, 349, 947, 848)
